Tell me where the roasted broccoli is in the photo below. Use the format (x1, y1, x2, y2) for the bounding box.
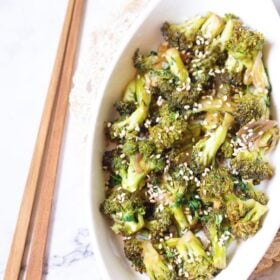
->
(233, 91, 269, 127)
(217, 15, 269, 91)
(191, 113, 234, 173)
(173, 231, 215, 279)
(149, 104, 189, 151)
(226, 196, 267, 239)
(204, 212, 228, 269)
(233, 176, 268, 205)
(109, 75, 151, 139)
(122, 151, 165, 193)
(133, 49, 160, 73)
(101, 188, 146, 235)
(231, 150, 273, 184)
(159, 169, 190, 233)
(124, 238, 175, 279)
(146, 207, 173, 238)
(199, 167, 234, 207)
(161, 15, 207, 49)
(124, 238, 146, 273)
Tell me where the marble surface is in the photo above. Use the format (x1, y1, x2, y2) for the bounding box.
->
(0, 0, 280, 279)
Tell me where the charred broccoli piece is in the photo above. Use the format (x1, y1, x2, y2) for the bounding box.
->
(226, 196, 267, 239)
(204, 212, 229, 269)
(143, 241, 175, 280)
(133, 49, 159, 73)
(160, 169, 190, 233)
(114, 101, 137, 117)
(199, 167, 234, 207)
(191, 113, 234, 173)
(146, 208, 173, 239)
(161, 15, 207, 49)
(125, 238, 175, 279)
(219, 138, 234, 159)
(171, 231, 216, 279)
(122, 153, 165, 192)
(104, 140, 164, 193)
(101, 188, 145, 235)
(218, 16, 269, 90)
(233, 177, 268, 205)
(109, 76, 151, 140)
(124, 238, 146, 273)
(233, 92, 269, 127)
(231, 150, 273, 184)
(149, 104, 188, 151)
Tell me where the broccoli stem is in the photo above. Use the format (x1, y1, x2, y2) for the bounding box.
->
(203, 113, 234, 166)
(142, 241, 171, 280)
(165, 48, 189, 86)
(200, 12, 225, 39)
(123, 79, 137, 102)
(208, 223, 227, 269)
(171, 205, 189, 232)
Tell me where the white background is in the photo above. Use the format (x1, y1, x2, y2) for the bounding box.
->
(0, 0, 279, 279)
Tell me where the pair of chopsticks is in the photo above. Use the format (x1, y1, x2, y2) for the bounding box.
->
(4, 0, 85, 279)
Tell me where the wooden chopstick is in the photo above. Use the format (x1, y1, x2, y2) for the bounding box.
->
(25, 0, 85, 278)
(4, 0, 84, 279)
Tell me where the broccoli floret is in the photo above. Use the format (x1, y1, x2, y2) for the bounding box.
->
(146, 208, 173, 239)
(189, 47, 227, 87)
(143, 241, 175, 280)
(226, 196, 267, 239)
(175, 231, 216, 279)
(161, 175, 189, 233)
(138, 139, 156, 158)
(109, 76, 151, 140)
(225, 54, 244, 74)
(124, 238, 146, 273)
(122, 153, 165, 192)
(102, 149, 126, 174)
(191, 113, 234, 173)
(159, 166, 193, 232)
(122, 139, 138, 156)
(204, 212, 228, 269)
(101, 188, 145, 235)
(147, 68, 175, 95)
(125, 239, 175, 279)
(224, 19, 264, 62)
(233, 177, 268, 205)
(218, 17, 268, 90)
(104, 144, 164, 193)
(233, 92, 269, 127)
(199, 167, 234, 206)
(133, 49, 159, 73)
(219, 138, 234, 159)
(149, 104, 188, 151)
(231, 150, 273, 184)
(161, 15, 207, 49)
(114, 101, 137, 117)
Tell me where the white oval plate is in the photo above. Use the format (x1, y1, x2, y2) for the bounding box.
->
(85, 0, 280, 279)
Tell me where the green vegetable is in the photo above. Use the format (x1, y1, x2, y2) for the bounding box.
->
(101, 12, 277, 280)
